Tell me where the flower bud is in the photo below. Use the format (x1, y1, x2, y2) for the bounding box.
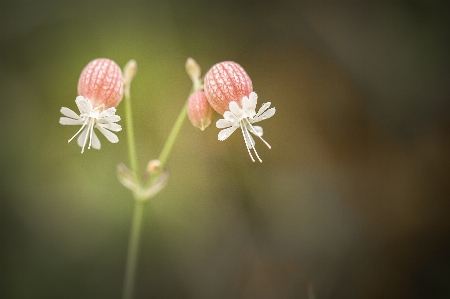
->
(203, 61, 253, 115)
(123, 59, 138, 86)
(123, 59, 138, 99)
(146, 159, 161, 173)
(77, 58, 124, 109)
(185, 57, 201, 82)
(187, 91, 215, 131)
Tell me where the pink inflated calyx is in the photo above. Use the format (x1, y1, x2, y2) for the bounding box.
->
(203, 61, 253, 115)
(77, 58, 124, 109)
(187, 91, 215, 131)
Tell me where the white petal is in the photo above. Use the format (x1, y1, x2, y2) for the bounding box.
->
(91, 130, 101, 149)
(75, 96, 91, 113)
(242, 93, 257, 117)
(218, 126, 238, 141)
(255, 102, 271, 118)
(77, 127, 88, 147)
(242, 96, 251, 110)
(60, 107, 81, 119)
(60, 117, 84, 125)
(229, 101, 242, 117)
(99, 107, 117, 118)
(248, 125, 263, 137)
(246, 92, 258, 111)
(249, 92, 258, 106)
(253, 107, 275, 123)
(216, 119, 234, 129)
(100, 115, 121, 124)
(223, 111, 238, 123)
(96, 125, 119, 143)
(105, 123, 122, 132)
(242, 101, 253, 118)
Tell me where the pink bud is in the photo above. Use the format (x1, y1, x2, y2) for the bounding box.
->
(77, 58, 124, 109)
(203, 61, 253, 115)
(187, 91, 215, 131)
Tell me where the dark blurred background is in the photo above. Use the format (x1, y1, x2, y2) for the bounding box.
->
(1, 1, 450, 299)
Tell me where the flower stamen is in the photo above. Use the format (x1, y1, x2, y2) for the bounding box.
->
(87, 117, 96, 152)
(239, 120, 256, 162)
(244, 118, 272, 149)
(68, 118, 89, 144)
(240, 118, 264, 163)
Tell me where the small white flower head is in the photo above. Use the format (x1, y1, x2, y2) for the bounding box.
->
(59, 58, 124, 153)
(216, 92, 275, 162)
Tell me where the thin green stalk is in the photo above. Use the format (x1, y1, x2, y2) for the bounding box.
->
(124, 92, 139, 181)
(122, 83, 189, 299)
(122, 199, 146, 299)
(122, 88, 143, 299)
(151, 101, 188, 183)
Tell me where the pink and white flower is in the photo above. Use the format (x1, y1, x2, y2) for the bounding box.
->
(59, 58, 123, 153)
(204, 61, 275, 162)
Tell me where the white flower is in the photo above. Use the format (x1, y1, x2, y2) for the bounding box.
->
(59, 96, 122, 153)
(216, 92, 275, 162)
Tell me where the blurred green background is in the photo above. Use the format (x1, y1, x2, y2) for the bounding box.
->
(1, 1, 450, 299)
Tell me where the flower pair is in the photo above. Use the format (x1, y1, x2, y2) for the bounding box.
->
(60, 59, 276, 161)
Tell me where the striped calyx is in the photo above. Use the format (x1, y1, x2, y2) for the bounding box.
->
(187, 91, 214, 131)
(77, 58, 124, 109)
(203, 61, 253, 115)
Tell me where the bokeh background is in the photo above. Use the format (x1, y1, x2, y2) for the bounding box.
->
(1, 1, 450, 299)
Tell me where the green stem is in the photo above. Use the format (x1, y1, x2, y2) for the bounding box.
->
(151, 101, 188, 183)
(122, 89, 189, 299)
(122, 199, 146, 299)
(122, 88, 143, 299)
(124, 92, 139, 182)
